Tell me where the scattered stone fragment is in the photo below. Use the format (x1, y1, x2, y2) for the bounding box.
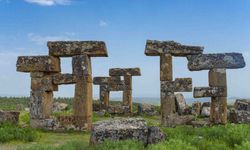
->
(191, 120, 211, 128)
(137, 103, 158, 116)
(107, 105, 130, 114)
(163, 114, 195, 127)
(234, 99, 250, 111)
(52, 102, 68, 112)
(192, 102, 201, 116)
(0, 111, 20, 124)
(175, 93, 188, 115)
(228, 109, 250, 124)
(201, 102, 211, 117)
(89, 118, 166, 145)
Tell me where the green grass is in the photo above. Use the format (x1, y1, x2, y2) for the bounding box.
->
(1, 97, 250, 150)
(0, 123, 38, 143)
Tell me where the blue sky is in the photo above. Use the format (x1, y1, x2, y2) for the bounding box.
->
(0, 0, 249, 99)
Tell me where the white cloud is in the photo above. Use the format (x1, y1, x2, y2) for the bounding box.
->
(28, 33, 75, 45)
(24, 0, 71, 6)
(99, 20, 108, 27)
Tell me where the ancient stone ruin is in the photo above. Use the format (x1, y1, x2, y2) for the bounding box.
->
(145, 40, 246, 126)
(16, 41, 108, 130)
(94, 68, 141, 113)
(90, 118, 166, 145)
(145, 40, 203, 126)
(189, 53, 245, 124)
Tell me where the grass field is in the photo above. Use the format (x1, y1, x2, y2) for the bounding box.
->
(0, 97, 250, 150)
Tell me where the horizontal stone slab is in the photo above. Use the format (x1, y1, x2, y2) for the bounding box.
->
(145, 40, 203, 56)
(52, 74, 76, 85)
(16, 56, 61, 73)
(161, 78, 192, 92)
(108, 82, 128, 91)
(109, 68, 141, 76)
(194, 87, 227, 98)
(72, 55, 92, 77)
(31, 75, 57, 92)
(93, 76, 121, 85)
(187, 53, 246, 71)
(48, 41, 108, 57)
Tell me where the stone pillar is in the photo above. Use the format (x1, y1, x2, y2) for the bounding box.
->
(123, 76, 133, 112)
(160, 54, 175, 126)
(100, 85, 109, 108)
(209, 69, 227, 124)
(72, 55, 93, 130)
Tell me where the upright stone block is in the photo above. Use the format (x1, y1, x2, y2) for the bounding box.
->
(100, 85, 109, 107)
(48, 41, 108, 57)
(160, 54, 172, 81)
(209, 69, 227, 124)
(30, 91, 53, 119)
(74, 77, 93, 130)
(16, 56, 61, 73)
(161, 92, 176, 126)
(72, 55, 92, 77)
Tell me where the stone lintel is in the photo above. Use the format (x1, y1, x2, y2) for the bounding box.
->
(109, 68, 141, 76)
(52, 73, 76, 85)
(48, 41, 108, 57)
(161, 78, 192, 92)
(187, 53, 246, 71)
(145, 40, 203, 56)
(194, 86, 227, 98)
(93, 76, 121, 85)
(16, 56, 61, 73)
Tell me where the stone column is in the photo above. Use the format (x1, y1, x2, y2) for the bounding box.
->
(123, 76, 132, 112)
(72, 54, 93, 130)
(100, 85, 110, 108)
(160, 54, 175, 126)
(209, 69, 227, 124)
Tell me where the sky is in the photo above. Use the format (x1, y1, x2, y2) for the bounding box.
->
(0, 0, 249, 99)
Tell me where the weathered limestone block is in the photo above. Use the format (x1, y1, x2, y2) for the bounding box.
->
(162, 114, 195, 127)
(123, 90, 132, 111)
(89, 118, 166, 145)
(73, 76, 93, 130)
(30, 91, 53, 119)
(31, 75, 55, 92)
(145, 40, 203, 56)
(137, 103, 158, 116)
(107, 105, 130, 114)
(161, 78, 192, 92)
(187, 53, 246, 71)
(52, 102, 68, 112)
(209, 69, 227, 124)
(57, 116, 89, 130)
(108, 83, 127, 91)
(192, 101, 201, 116)
(160, 54, 172, 81)
(0, 111, 20, 124)
(175, 93, 187, 115)
(124, 76, 132, 90)
(161, 92, 176, 126)
(109, 68, 141, 76)
(52, 73, 76, 85)
(194, 86, 227, 98)
(16, 56, 61, 72)
(100, 85, 109, 107)
(228, 110, 250, 124)
(72, 55, 92, 77)
(48, 41, 108, 57)
(201, 102, 211, 117)
(234, 99, 250, 111)
(93, 76, 121, 85)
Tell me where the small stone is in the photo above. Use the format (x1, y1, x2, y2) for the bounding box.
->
(175, 93, 187, 115)
(52, 102, 68, 112)
(234, 99, 250, 111)
(0, 111, 20, 124)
